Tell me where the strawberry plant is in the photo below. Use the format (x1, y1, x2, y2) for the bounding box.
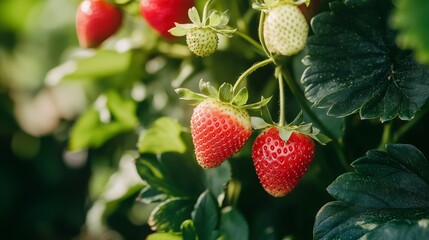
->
(3, 0, 429, 239)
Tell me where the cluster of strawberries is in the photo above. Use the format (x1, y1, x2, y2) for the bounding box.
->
(75, 0, 318, 197)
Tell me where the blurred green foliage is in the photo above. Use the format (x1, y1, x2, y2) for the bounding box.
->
(1, 0, 429, 239)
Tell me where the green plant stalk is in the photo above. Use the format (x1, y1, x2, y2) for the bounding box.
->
(281, 68, 351, 171)
(277, 71, 286, 127)
(235, 31, 265, 56)
(232, 58, 273, 93)
(378, 121, 393, 149)
(258, 12, 275, 61)
(393, 105, 429, 142)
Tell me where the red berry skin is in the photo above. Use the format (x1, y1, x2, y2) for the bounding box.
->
(140, 0, 194, 39)
(76, 0, 123, 48)
(191, 99, 252, 168)
(252, 127, 315, 197)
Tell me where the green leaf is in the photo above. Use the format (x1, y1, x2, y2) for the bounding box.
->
(176, 88, 207, 102)
(149, 198, 195, 232)
(392, 0, 429, 64)
(218, 83, 234, 103)
(138, 117, 186, 154)
(69, 92, 137, 150)
(135, 154, 188, 197)
(231, 88, 248, 106)
(192, 191, 220, 240)
(181, 219, 198, 240)
(302, 1, 429, 122)
(146, 233, 182, 240)
(204, 161, 232, 197)
(136, 186, 167, 204)
(314, 144, 429, 240)
(219, 207, 249, 240)
(54, 50, 132, 81)
(199, 79, 218, 98)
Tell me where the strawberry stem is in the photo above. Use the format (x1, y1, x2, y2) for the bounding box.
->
(232, 58, 273, 93)
(234, 31, 265, 56)
(276, 68, 286, 127)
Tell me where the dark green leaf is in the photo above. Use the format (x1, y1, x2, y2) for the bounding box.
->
(204, 161, 232, 197)
(135, 154, 188, 197)
(232, 88, 248, 106)
(314, 144, 429, 240)
(302, 1, 429, 122)
(192, 191, 219, 240)
(181, 219, 198, 240)
(392, 0, 429, 64)
(136, 186, 167, 204)
(149, 198, 195, 232)
(218, 83, 234, 103)
(138, 117, 186, 154)
(219, 207, 249, 240)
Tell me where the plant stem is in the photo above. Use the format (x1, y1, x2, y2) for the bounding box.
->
(277, 69, 286, 126)
(281, 67, 351, 171)
(233, 58, 273, 93)
(235, 31, 265, 56)
(258, 12, 275, 61)
(378, 121, 393, 149)
(393, 106, 429, 142)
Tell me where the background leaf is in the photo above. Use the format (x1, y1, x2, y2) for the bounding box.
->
(392, 0, 429, 64)
(314, 144, 429, 240)
(302, 1, 429, 122)
(204, 161, 232, 198)
(138, 117, 186, 154)
(219, 207, 249, 240)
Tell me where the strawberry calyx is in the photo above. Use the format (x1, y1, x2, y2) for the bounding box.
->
(253, 0, 310, 11)
(176, 79, 271, 110)
(169, 6, 236, 38)
(251, 112, 331, 145)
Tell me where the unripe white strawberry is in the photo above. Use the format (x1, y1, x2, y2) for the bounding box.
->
(186, 28, 219, 57)
(263, 4, 309, 56)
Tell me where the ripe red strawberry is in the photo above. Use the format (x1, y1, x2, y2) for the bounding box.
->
(252, 127, 315, 197)
(176, 80, 271, 168)
(191, 98, 252, 168)
(76, 0, 123, 48)
(140, 0, 194, 39)
(261, 2, 309, 56)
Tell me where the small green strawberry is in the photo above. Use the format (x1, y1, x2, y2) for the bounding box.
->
(176, 80, 271, 168)
(254, 0, 310, 56)
(251, 113, 330, 197)
(169, 6, 236, 57)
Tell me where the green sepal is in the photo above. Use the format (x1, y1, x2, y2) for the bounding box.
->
(209, 10, 221, 27)
(219, 83, 234, 103)
(169, 23, 193, 37)
(251, 117, 272, 130)
(175, 88, 207, 102)
(199, 79, 218, 98)
(188, 7, 201, 25)
(289, 111, 304, 126)
(242, 96, 272, 110)
(278, 127, 293, 142)
(232, 88, 249, 106)
(260, 96, 274, 124)
(311, 133, 331, 145)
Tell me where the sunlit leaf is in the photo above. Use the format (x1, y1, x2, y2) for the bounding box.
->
(149, 198, 195, 232)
